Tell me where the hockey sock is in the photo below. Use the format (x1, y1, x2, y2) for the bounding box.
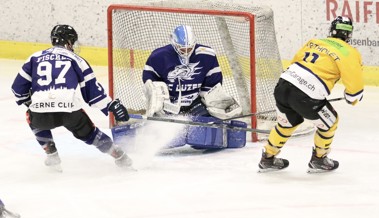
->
(83, 128, 114, 153)
(314, 118, 338, 158)
(264, 124, 299, 156)
(30, 126, 54, 146)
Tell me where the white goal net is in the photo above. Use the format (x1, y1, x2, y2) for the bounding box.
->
(107, 0, 314, 141)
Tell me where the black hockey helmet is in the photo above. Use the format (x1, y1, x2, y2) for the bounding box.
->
(51, 25, 78, 50)
(329, 16, 353, 43)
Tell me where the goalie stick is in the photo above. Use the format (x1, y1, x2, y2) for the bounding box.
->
(122, 114, 271, 134)
(218, 97, 344, 122)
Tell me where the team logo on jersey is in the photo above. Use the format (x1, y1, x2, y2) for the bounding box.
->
(167, 62, 202, 82)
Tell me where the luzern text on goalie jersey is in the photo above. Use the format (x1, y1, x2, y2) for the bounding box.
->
(30, 102, 75, 109)
(307, 41, 340, 61)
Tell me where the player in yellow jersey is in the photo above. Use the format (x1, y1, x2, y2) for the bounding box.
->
(258, 16, 364, 173)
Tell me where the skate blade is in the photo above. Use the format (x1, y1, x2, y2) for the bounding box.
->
(47, 164, 63, 173)
(258, 168, 286, 173)
(306, 168, 336, 174)
(4, 208, 21, 218)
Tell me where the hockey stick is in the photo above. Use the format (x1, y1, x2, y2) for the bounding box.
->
(218, 109, 276, 122)
(125, 114, 271, 134)
(328, 97, 344, 102)
(218, 97, 344, 122)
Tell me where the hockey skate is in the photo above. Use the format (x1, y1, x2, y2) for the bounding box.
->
(109, 146, 133, 168)
(258, 151, 289, 173)
(43, 142, 62, 172)
(0, 201, 20, 218)
(1, 208, 21, 218)
(307, 148, 339, 173)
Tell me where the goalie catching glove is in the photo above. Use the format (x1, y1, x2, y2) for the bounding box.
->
(143, 79, 170, 116)
(108, 99, 129, 122)
(201, 83, 242, 119)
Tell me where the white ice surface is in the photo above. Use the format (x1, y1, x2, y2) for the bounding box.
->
(1, 59, 379, 218)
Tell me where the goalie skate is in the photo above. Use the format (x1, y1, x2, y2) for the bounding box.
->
(258, 152, 289, 173)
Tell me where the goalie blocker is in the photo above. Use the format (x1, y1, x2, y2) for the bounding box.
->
(112, 116, 247, 149)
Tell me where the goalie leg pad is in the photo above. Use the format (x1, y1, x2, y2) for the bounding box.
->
(111, 122, 187, 149)
(186, 116, 224, 149)
(111, 124, 138, 146)
(226, 120, 247, 148)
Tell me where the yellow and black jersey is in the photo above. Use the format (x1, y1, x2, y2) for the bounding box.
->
(280, 37, 363, 104)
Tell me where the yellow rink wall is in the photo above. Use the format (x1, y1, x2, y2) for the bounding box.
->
(2, 40, 379, 86)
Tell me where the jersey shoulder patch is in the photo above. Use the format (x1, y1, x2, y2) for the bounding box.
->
(195, 46, 216, 56)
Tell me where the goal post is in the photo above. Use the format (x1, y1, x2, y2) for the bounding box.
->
(106, 0, 312, 142)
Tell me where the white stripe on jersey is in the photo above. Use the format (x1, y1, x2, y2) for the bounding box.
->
(80, 70, 96, 88)
(19, 68, 32, 82)
(144, 65, 161, 78)
(90, 96, 112, 110)
(206, 66, 221, 77)
(195, 46, 216, 56)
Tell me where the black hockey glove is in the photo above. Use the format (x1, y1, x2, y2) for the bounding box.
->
(24, 100, 31, 107)
(108, 99, 129, 122)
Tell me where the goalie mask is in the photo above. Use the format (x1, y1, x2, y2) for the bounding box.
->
(170, 25, 196, 64)
(51, 25, 79, 52)
(329, 16, 353, 43)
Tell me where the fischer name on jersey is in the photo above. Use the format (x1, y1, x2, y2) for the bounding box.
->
(11, 46, 112, 114)
(142, 44, 222, 106)
(281, 37, 364, 102)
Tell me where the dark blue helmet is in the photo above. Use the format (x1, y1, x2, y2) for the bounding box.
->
(329, 16, 353, 43)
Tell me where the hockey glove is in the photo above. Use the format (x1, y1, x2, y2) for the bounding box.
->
(108, 99, 129, 122)
(24, 100, 31, 107)
(344, 90, 363, 106)
(201, 83, 242, 119)
(143, 80, 170, 116)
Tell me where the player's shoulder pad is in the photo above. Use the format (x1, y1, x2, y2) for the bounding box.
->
(195, 45, 216, 56)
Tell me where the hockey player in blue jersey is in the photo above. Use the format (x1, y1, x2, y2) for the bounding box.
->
(11, 25, 132, 171)
(142, 25, 242, 119)
(141, 25, 246, 149)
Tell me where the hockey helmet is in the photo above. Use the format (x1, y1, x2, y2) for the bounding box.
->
(51, 25, 78, 51)
(329, 16, 353, 43)
(170, 25, 196, 63)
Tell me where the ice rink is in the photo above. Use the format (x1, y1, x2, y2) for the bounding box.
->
(1, 58, 379, 218)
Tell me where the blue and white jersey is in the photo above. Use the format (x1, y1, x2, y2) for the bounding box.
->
(11, 46, 112, 114)
(142, 44, 222, 106)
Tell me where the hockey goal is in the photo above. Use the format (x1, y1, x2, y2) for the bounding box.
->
(107, 0, 313, 142)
